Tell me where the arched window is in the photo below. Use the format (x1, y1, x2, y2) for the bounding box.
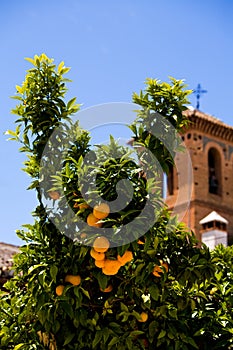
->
(208, 148, 221, 195)
(167, 164, 174, 196)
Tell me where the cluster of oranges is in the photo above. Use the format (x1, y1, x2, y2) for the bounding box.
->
(90, 236, 133, 276)
(86, 202, 110, 228)
(152, 260, 169, 277)
(55, 274, 81, 296)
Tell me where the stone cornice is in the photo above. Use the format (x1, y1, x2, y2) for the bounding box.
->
(183, 109, 233, 142)
(166, 198, 233, 216)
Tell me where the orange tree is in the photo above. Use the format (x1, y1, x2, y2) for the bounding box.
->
(0, 54, 233, 350)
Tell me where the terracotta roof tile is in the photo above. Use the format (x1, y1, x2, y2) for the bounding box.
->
(184, 108, 233, 141)
(185, 108, 233, 129)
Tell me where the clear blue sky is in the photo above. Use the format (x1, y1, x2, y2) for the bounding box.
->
(1, 0, 233, 245)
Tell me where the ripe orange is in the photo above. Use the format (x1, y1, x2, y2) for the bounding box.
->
(138, 312, 148, 322)
(152, 265, 163, 277)
(55, 285, 65, 296)
(90, 248, 105, 261)
(93, 203, 110, 219)
(137, 239, 145, 245)
(117, 250, 133, 266)
(80, 232, 87, 239)
(95, 259, 106, 268)
(152, 260, 169, 277)
(100, 284, 113, 293)
(64, 274, 81, 286)
(93, 236, 110, 253)
(48, 191, 60, 200)
(87, 213, 102, 228)
(79, 202, 89, 210)
(74, 202, 89, 209)
(102, 259, 121, 275)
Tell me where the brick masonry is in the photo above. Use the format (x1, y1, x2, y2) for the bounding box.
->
(166, 108, 233, 245)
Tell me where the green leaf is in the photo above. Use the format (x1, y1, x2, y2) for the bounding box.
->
(63, 333, 75, 346)
(80, 287, 90, 299)
(149, 320, 158, 338)
(28, 264, 47, 274)
(50, 265, 58, 282)
(191, 254, 200, 264)
(61, 302, 74, 318)
(168, 308, 177, 319)
(108, 337, 119, 348)
(158, 329, 166, 339)
(185, 337, 198, 349)
(13, 344, 25, 350)
(130, 330, 144, 337)
(195, 291, 207, 300)
(57, 61, 64, 73)
(102, 328, 110, 344)
(5, 130, 17, 136)
(92, 330, 102, 348)
(148, 285, 159, 301)
(153, 236, 159, 250)
(67, 97, 77, 109)
(97, 272, 108, 290)
(126, 338, 133, 349)
(120, 302, 129, 312)
(61, 67, 70, 74)
(25, 57, 35, 65)
(15, 85, 23, 93)
(23, 133, 30, 146)
(135, 263, 145, 276)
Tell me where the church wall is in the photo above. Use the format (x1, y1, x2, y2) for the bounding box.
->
(166, 110, 233, 245)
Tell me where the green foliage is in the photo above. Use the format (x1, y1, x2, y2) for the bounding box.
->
(132, 77, 191, 132)
(130, 77, 191, 174)
(1, 55, 233, 350)
(5, 53, 80, 198)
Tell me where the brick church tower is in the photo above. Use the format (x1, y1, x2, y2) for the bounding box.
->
(166, 108, 233, 245)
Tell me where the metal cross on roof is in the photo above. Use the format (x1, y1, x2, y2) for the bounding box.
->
(193, 83, 207, 110)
